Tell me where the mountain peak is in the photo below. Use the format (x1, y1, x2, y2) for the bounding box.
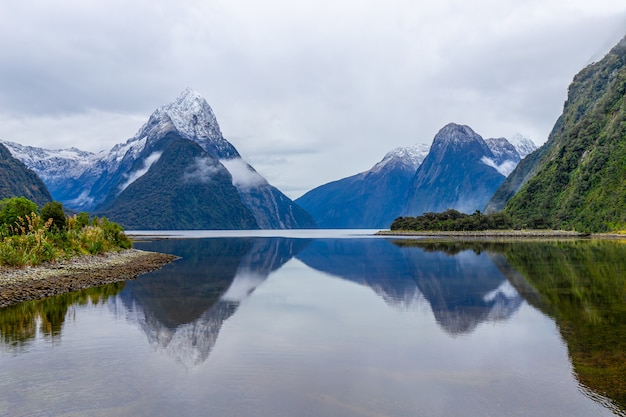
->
(372, 143, 430, 173)
(433, 123, 483, 148)
(129, 89, 239, 160)
(508, 134, 537, 158)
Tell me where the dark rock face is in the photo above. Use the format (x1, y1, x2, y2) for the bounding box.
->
(402, 123, 507, 216)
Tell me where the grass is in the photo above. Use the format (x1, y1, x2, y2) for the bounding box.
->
(0, 212, 132, 268)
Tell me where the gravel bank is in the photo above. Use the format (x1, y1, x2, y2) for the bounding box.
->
(0, 249, 178, 308)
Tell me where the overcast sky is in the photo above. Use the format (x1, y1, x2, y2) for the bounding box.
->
(1, 1, 625, 198)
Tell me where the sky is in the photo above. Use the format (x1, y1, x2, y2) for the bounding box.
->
(1, 1, 625, 199)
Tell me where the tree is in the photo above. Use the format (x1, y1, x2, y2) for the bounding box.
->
(40, 201, 67, 231)
(0, 197, 39, 234)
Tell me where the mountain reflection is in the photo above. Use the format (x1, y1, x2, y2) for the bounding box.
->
(296, 238, 522, 335)
(116, 237, 310, 366)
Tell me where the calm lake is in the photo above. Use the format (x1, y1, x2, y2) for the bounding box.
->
(1, 231, 625, 417)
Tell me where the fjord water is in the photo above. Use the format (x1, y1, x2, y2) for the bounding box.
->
(1, 233, 625, 417)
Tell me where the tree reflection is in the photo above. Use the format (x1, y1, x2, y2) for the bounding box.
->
(0, 282, 125, 351)
(502, 240, 626, 415)
(394, 238, 626, 415)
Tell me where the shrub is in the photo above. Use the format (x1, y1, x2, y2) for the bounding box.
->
(40, 201, 67, 232)
(0, 197, 39, 236)
(0, 198, 132, 267)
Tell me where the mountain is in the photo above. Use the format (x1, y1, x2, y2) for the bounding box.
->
(402, 123, 516, 216)
(486, 35, 626, 231)
(98, 135, 259, 230)
(3, 89, 315, 229)
(0, 143, 52, 206)
(296, 143, 430, 228)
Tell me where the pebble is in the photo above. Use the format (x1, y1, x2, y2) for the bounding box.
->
(0, 249, 178, 308)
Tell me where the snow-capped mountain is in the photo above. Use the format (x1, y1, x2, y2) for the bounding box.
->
(3, 89, 315, 229)
(296, 143, 430, 228)
(370, 143, 431, 174)
(402, 123, 517, 216)
(509, 133, 537, 159)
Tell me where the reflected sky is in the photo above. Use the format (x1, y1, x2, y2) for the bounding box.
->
(0, 235, 621, 417)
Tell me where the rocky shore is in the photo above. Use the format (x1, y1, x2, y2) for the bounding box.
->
(0, 249, 178, 308)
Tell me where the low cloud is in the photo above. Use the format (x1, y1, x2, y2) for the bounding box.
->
(119, 151, 162, 192)
(220, 158, 267, 190)
(183, 156, 221, 183)
(481, 156, 517, 177)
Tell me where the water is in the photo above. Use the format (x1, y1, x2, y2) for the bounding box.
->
(1, 232, 625, 416)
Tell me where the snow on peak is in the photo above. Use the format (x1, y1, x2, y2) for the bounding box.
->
(372, 143, 430, 173)
(485, 137, 520, 163)
(1, 140, 100, 181)
(509, 133, 537, 158)
(127, 88, 238, 159)
(432, 123, 484, 150)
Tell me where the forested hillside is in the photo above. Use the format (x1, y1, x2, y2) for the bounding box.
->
(489, 36, 626, 232)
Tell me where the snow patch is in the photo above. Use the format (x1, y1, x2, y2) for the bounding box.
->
(481, 156, 516, 177)
(119, 151, 162, 192)
(220, 158, 267, 190)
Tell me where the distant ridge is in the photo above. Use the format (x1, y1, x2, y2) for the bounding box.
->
(296, 143, 430, 228)
(0, 143, 51, 206)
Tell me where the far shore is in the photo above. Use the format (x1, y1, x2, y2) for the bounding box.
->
(375, 230, 626, 239)
(0, 249, 178, 309)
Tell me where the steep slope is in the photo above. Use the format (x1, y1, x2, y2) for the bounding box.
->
(402, 123, 509, 216)
(98, 135, 259, 230)
(0, 143, 52, 206)
(296, 144, 430, 228)
(489, 35, 626, 231)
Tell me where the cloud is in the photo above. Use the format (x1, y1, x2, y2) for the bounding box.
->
(1, 0, 626, 198)
(183, 156, 222, 183)
(119, 151, 162, 192)
(481, 157, 518, 177)
(220, 158, 267, 190)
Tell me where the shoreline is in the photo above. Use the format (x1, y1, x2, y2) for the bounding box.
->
(375, 230, 625, 239)
(0, 249, 178, 309)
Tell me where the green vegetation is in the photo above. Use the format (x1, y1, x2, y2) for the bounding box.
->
(500, 37, 626, 232)
(99, 135, 259, 230)
(0, 197, 131, 267)
(390, 209, 514, 231)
